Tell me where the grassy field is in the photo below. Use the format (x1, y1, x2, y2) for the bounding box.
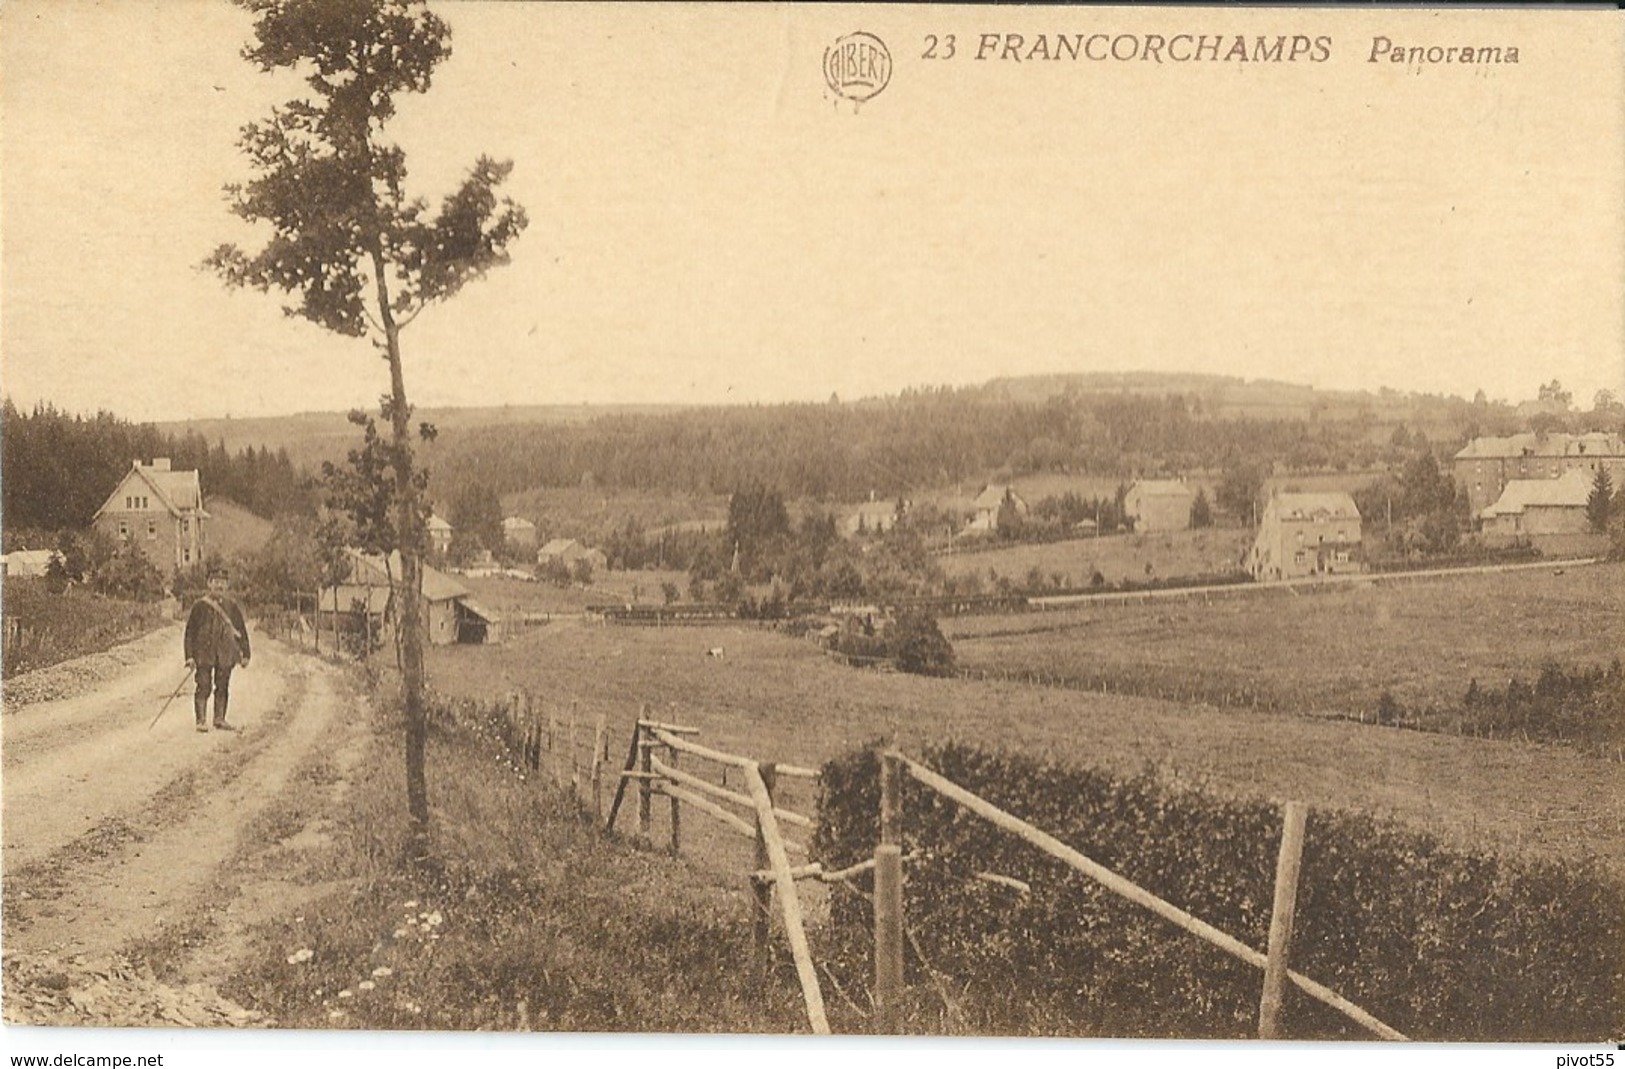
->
(944, 562, 1625, 721)
(455, 569, 692, 616)
(2, 580, 169, 678)
(423, 594, 1625, 874)
(940, 528, 1252, 587)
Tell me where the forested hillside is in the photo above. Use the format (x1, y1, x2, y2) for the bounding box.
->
(419, 383, 1499, 505)
(1, 399, 310, 539)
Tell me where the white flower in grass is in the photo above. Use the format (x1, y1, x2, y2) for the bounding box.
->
(338, 989, 354, 999)
(371, 966, 392, 979)
(287, 948, 314, 964)
(328, 1010, 346, 1021)
(358, 981, 376, 992)
(425, 911, 444, 928)
(403, 900, 418, 909)
(393, 928, 409, 939)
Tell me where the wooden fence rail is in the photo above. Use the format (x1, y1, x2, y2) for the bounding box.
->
(597, 717, 827, 1034)
(891, 752, 1407, 1041)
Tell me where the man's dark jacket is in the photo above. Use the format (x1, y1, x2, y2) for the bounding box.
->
(184, 595, 250, 668)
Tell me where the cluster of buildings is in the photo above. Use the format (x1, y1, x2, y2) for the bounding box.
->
(1454, 432, 1623, 537)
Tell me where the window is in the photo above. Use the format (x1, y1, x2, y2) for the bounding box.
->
(1294, 550, 1306, 564)
(117, 521, 129, 538)
(182, 518, 190, 535)
(125, 496, 133, 509)
(1335, 550, 1350, 563)
(147, 519, 158, 540)
(183, 549, 191, 564)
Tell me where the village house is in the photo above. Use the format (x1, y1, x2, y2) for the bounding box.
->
(1248, 491, 1363, 581)
(426, 514, 454, 555)
(844, 494, 907, 537)
(965, 485, 1028, 533)
(1453, 432, 1625, 515)
(90, 459, 207, 573)
(1124, 478, 1196, 533)
(1478, 470, 1593, 538)
(536, 538, 608, 573)
(501, 516, 538, 549)
(318, 548, 501, 646)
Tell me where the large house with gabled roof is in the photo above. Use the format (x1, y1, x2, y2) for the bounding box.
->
(91, 458, 208, 573)
(1247, 491, 1363, 581)
(1453, 432, 1625, 515)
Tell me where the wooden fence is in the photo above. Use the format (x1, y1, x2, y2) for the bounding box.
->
(872, 749, 1408, 1040)
(473, 691, 1408, 1039)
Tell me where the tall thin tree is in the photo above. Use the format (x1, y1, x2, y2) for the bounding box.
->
(207, 0, 527, 840)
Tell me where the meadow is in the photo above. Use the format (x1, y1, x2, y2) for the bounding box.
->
(939, 528, 1252, 587)
(423, 588, 1625, 874)
(944, 562, 1625, 724)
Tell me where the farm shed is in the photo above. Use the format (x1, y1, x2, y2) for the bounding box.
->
(455, 598, 504, 644)
(1248, 492, 1363, 581)
(1478, 471, 1592, 537)
(1125, 479, 1196, 533)
(317, 549, 476, 646)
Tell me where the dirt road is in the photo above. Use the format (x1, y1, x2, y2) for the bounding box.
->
(3, 625, 363, 1026)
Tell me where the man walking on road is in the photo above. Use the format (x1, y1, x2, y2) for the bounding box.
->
(184, 567, 251, 733)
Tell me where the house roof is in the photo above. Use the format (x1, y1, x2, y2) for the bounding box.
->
(345, 549, 468, 602)
(1269, 492, 1361, 522)
(458, 598, 503, 624)
(426, 515, 453, 532)
(92, 461, 206, 521)
(1480, 471, 1593, 517)
(501, 517, 536, 530)
(538, 537, 579, 556)
(1455, 432, 1625, 461)
(973, 485, 1024, 510)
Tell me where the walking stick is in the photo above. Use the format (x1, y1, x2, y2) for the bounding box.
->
(149, 667, 195, 730)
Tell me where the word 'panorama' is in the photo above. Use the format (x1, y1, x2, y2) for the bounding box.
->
(1368, 37, 1519, 65)
(972, 33, 1333, 63)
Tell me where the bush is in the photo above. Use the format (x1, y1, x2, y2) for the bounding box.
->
(814, 742, 1625, 1040)
(890, 610, 956, 677)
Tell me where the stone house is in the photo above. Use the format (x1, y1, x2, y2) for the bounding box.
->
(1125, 479, 1196, 533)
(90, 459, 207, 573)
(1248, 491, 1363, 581)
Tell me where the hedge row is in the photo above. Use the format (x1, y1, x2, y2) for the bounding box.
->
(813, 743, 1624, 1040)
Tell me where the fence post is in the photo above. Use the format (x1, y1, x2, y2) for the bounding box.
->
(668, 747, 681, 856)
(569, 700, 580, 792)
(637, 725, 653, 836)
(1259, 801, 1308, 1039)
(875, 749, 906, 1033)
(592, 713, 606, 824)
(549, 705, 562, 789)
(752, 762, 778, 957)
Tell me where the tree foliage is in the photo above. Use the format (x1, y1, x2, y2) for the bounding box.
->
(1587, 467, 1614, 534)
(207, 0, 526, 834)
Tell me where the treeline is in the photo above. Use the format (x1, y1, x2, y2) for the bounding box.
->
(2, 398, 311, 539)
(425, 388, 1420, 504)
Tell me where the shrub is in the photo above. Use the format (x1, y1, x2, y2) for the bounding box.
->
(814, 742, 1625, 1040)
(890, 611, 956, 677)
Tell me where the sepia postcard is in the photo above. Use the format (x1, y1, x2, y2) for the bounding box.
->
(2, 3, 1622, 1067)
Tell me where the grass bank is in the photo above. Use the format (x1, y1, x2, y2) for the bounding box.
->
(223, 685, 813, 1032)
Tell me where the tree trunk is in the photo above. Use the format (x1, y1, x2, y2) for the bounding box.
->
(371, 249, 431, 841)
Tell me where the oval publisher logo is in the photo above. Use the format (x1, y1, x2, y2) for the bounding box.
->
(824, 31, 892, 104)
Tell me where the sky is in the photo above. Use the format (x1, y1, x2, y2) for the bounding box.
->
(2, 2, 1623, 422)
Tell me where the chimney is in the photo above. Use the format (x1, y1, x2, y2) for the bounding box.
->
(152, 458, 171, 471)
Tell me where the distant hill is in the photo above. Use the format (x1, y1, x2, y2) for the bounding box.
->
(156, 403, 688, 471)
